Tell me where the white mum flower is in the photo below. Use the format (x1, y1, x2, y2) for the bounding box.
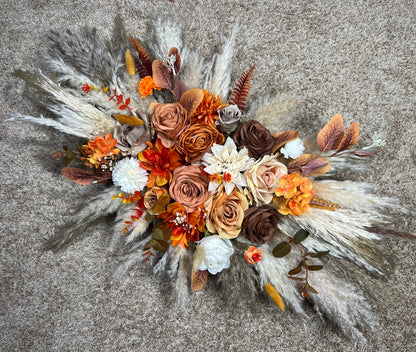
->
(280, 137, 305, 159)
(112, 157, 148, 193)
(202, 137, 255, 195)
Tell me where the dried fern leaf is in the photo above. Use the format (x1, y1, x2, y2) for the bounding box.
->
(131, 37, 153, 77)
(229, 65, 255, 112)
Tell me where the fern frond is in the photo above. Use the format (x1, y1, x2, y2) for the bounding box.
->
(229, 65, 255, 112)
(131, 37, 153, 77)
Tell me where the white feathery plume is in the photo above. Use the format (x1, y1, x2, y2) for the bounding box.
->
(308, 270, 378, 342)
(149, 19, 184, 59)
(10, 70, 116, 138)
(204, 26, 238, 100)
(180, 50, 206, 89)
(125, 216, 151, 244)
(248, 95, 302, 131)
(256, 242, 308, 318)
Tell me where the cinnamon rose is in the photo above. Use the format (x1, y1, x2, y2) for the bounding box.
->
(205, 187, 248, 239)
(169, 165, 210, 212)
(151, 103, 190, 148)
(175, 123, 225, 163)
(233, 120, 276, 158)
(242, 205, 280, 244)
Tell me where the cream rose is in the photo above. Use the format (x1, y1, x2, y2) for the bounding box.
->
(195, 235, 234, 275)
(245, 155, 287, 205)
(169, 165, 210, 213)
(151, 103, 190, 148)
(204, 187, 248, 239)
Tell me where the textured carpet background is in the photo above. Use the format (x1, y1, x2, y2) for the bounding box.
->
(1, 0, 416, 351)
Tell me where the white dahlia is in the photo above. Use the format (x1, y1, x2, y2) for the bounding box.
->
(112, 157, 148, 193)
(202, 137, 255, 195)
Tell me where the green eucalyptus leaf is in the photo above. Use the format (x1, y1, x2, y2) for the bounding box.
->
(272, 242, 291, 258)
(293, 229, 309, 244)
(153, 227, 170, 241)
(288, 276, 304, 281)
(307, 265, 323, 271)
(305, 282, 318, 294)
(153, 240, 169, 251)
(288, 265, 302, 276)
(309, 250, 330, 258)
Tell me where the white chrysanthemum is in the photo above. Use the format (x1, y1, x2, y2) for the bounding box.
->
(112, 157, 148, 193)
(202, 137, 255, 195)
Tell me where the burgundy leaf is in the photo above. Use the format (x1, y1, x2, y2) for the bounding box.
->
(62, 168, 112, 185)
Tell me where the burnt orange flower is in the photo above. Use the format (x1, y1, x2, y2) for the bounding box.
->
(138, 76, 161, 98)
(158, 202, 206, 248)
(275, 174, 313, 216)
(81, 134, 120, 168)
(191, 89, 227, 125)
(138, 139, 182, 187)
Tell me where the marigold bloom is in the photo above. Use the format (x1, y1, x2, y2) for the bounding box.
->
(275, 174, 313, 216)
(158, 202, 206, 248)
(191, 89, 227, 125)
(81, 134, 120, 168)
(138, 139, 182, 187)
(138, 76, 161, 98)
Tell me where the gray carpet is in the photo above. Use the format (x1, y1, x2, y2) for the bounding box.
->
(1, 0, 416, 351)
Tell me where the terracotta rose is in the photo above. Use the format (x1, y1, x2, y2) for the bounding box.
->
(175, 123, 225, 163)
(245, 155, 287, 205)
(151, 103, 190, 148)
(205, 187, 248, 239)
(169, 165, 210, 213)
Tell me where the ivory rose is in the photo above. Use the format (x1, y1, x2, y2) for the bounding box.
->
(169, 165, 210, 212)
(204, 186, 248, 239)
(245, 155, 287, 205)
(151, 102, 190, 148)
(195, 235, 234, 275)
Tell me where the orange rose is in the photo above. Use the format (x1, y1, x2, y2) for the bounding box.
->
(151, 103, 190, 149)
(169, 165, 210, 213)
(175, 123, 225, 163)
(244, 246, 262, 264)
(204, 186, 248, 239)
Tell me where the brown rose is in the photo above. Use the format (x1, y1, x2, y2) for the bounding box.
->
(245, 155, 287, 205)
(205, 187, 248, 239)
(169, 165, 210, 212)
(152, 103, 190, 149)
(242, 205, 280, 244)
(233, 120, 276, 159)
(144, 187, 170, 215)
(175, 123, 225, 163)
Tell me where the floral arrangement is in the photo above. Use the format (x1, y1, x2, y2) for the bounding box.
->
(10, 19, 414, 342)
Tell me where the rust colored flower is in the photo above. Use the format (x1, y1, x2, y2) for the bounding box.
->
(151, 102, 190, 148)
(143, 186, 170, 215)
(138, 76, 161, 98)
(244, 246, 262, 264)
(242, 205, 280, 244)
(275, 174, 313, 216)
(138, 139, 182, 187)
(81, 134, 120, 168)
(234, 120, 276, 159)
(204, 186, 248, 239)
(175, 123, 225, 163)
(158, 202, 206, 248)
(169, 165, 210, 213)
(191, 89, 227, 125)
